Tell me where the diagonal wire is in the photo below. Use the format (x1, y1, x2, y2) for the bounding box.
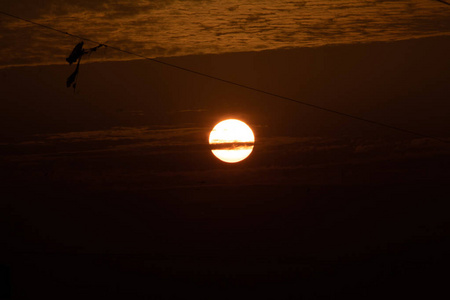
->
(0, 10, 448, 144)
(436, 0, 450, 6)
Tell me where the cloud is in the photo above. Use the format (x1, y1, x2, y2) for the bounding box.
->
(37, 126, 204, 143)
(172, 109, 207, 113)
(4, 126, 448, 166)
(2, 126, 449, 189)
(0, 126, 205, 159)
(1, 0, 450, 68)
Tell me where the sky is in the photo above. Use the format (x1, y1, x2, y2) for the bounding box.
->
(2, 1, 450, 299)
(1, 0, 450, 67)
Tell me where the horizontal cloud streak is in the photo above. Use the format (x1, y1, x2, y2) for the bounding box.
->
(2, 126, 448, 189)
(1, 0, 450, 68)
(2, 126, 448, 159)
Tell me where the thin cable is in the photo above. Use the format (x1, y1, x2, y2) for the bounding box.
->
(436, 0, 450, 6)
(1, 10, 448, 144)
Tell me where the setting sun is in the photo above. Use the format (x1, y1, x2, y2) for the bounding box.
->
(209, 119, 255, 163)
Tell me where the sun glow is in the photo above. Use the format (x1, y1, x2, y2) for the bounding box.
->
(209, 119, 255, 163)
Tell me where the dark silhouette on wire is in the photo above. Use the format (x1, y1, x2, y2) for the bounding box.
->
(65, 41, 105, 90)
(66, 41, 85, 65)
(0, 10, 448, 144)
(66, 57, 80, 88)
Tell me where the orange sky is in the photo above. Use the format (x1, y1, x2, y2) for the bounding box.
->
(1, 35, 449, 188)
(2, 2, 450, 298)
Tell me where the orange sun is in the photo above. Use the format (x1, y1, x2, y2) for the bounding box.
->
(209, 119, 255, 163)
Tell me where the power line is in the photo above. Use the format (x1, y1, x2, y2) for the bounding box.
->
(0, 10, 448, 144)
(436, 0, 450, 7)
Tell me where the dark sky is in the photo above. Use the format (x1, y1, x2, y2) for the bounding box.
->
(2, 1, 450, 299)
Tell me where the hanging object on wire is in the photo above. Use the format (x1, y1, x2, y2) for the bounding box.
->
(66, 41, 106, 91)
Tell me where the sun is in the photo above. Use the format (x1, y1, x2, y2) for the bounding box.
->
(209, 119, 255, 163)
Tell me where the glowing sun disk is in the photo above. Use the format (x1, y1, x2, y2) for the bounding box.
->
(209, 119, 255, 163)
